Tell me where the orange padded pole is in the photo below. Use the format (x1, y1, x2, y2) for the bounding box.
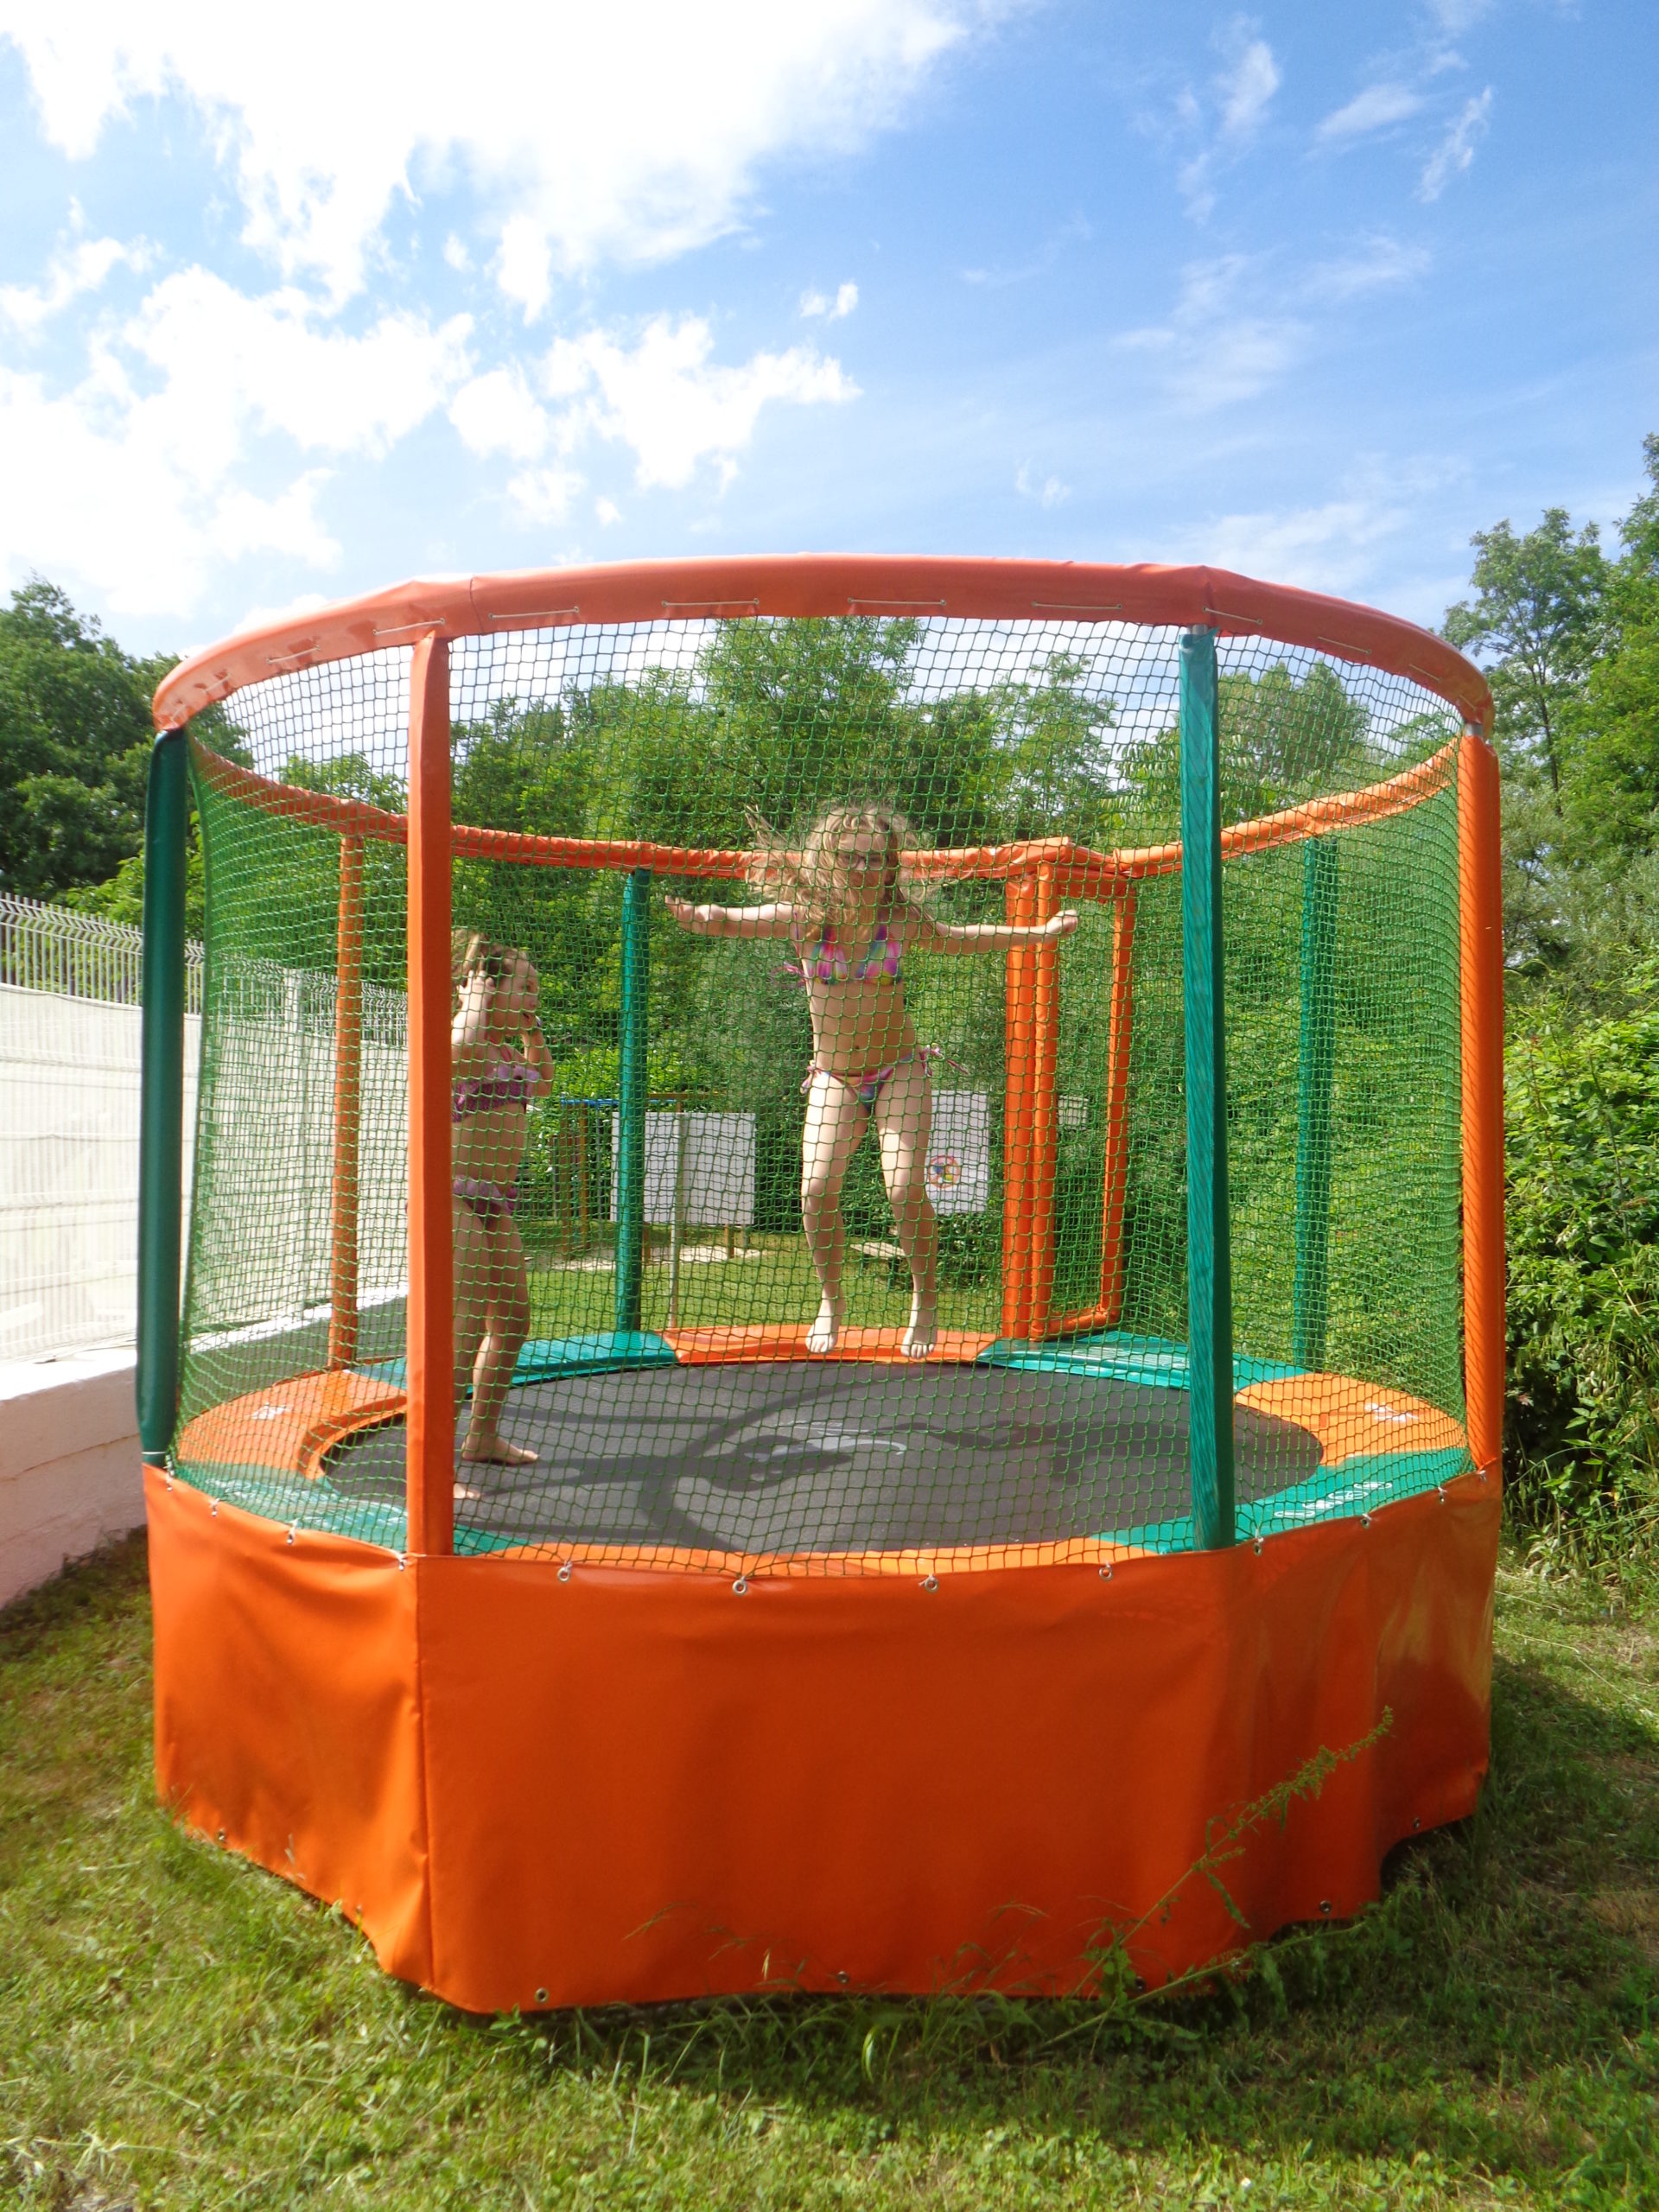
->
(406, 636, 454, 1555)
(327, 834, 365, 1370)
(1027, 864, 1061, 1341)
(1001, 871, 1039, 1339)
(1098, 886, 1137, 1327)
(1457, 731, 1505, 1478)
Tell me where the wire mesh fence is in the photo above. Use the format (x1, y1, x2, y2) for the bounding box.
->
(0, 895, 203, 1360)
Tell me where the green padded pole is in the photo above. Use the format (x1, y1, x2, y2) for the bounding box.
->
(1293, 837, 1340, 1371)
(614, 868, 651, 1333)
(137, 729, 190, 1465)
(1179, 628, 1236, 1550)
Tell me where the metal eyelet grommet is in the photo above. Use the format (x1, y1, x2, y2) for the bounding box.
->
(535, 1986, 548, 2004)
(1099, 1563, 1113, 1580)
(557, 1562, 572, 1583)
(1319, 1899, 1332, 1916)
(733, 1576, 748, 1595)
(1361, 1513, 1372, 1530)
(1251, 1535, 1264, 1555)
(921, 1574, 938, 1592)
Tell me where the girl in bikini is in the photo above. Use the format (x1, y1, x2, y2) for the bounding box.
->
(451, 931, 555, 1467)
(666, 804, 1077, 1358)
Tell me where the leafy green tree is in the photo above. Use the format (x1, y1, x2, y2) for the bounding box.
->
(0, 580, 167, 900)
(1563, 435, 1659, 865)
(1443, 510, 1610, 804)
(1118, 660, 1372, 837)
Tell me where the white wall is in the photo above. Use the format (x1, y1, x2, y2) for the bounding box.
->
(0, 1350, 143, 1609)
(0, 984, 200, 1363)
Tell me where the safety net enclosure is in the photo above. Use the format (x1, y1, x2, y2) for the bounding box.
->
(138, 557, 1503, 2012)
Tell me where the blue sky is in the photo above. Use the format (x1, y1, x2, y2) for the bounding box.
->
(0, 0, 1653, 659)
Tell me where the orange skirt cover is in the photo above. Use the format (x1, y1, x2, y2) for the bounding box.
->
(146, 1465, 1497, 2012)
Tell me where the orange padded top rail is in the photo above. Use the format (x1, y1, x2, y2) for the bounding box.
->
(190, 733, 1460, 889)
(176, 1370, 406, 1484)
(153, 556, 1495, 734)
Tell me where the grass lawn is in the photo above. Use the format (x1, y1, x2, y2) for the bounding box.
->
(2, 1536, 1656, 2209)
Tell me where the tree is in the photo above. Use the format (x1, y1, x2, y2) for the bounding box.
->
(1443, 511, 1610, 805)
(1563, 436, 1659, 865)
(0, 580, 168, 900)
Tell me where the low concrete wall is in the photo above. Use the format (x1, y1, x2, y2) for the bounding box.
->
(0, 1350, 143, 1609)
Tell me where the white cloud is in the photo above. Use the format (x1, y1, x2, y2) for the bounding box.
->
(0, 3, 997, 307)
(1419, 89, 1492, 200)
(0, 231, 149, 332)
(800, 280, 859, 320)
(1315, 83, 1425, 147)
(0, 270, 471, 613)
(1015, 465, 1069, 509)
(1177, 18, 1280, 219)
(1117, 256, 1306, 412)
(449, 365, 549, 461)
(505, 465, 584, 524)
(442, 233, 472, 273)
(1306, 235, 1430, 301)
(540, 313, 858, 490)
(496, 213, 553, 324)
(1217, 29, 1280, 139)
(595, 496, 623, 525)
(1175, 497, 1409, 594)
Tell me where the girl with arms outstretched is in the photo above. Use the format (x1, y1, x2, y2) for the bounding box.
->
(666, 805, 1077, 1358)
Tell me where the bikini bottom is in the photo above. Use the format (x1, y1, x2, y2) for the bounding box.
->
(802, 1045, 937, 1112)
(453, 1175, 517, 1227)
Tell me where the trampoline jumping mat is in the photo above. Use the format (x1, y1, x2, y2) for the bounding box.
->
(324, 1361, 1325, 1554)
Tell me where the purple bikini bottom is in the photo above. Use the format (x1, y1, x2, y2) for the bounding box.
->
(453, 1176, 517, 1227)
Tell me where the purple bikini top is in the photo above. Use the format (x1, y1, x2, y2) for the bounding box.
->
(794, 919, 905, 987)
(452, 1058, 538, 1121)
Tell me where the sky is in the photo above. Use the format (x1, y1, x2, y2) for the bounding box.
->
(0, 0, 1653, 662)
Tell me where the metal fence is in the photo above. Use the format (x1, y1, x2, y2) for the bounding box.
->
(0, 894, 204, 1362)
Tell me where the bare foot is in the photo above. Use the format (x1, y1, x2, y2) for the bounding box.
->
(805, 1295, 842, 1355)
(461, 1437, 538, 1467)
(454, 1481, 483, 1503)
(901, 1300, 938, 1359)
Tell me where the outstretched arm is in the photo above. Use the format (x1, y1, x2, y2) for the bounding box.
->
(910, 908, 1080, 956)
(664, 897, 800, 940)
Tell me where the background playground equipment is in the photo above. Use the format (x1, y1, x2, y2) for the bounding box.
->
(138, 556, 1502, 2011)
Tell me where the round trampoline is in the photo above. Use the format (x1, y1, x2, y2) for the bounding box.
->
(137, 556, 1505, 2012)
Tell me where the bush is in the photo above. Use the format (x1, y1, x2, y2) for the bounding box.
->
(1505, 964, 1659, 1567)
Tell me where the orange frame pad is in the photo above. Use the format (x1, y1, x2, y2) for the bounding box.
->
(175, 1371, 407, 1484)
(1236, 1376, 1469, 1467)
(147, 1464, 1497, 2013)
(663, 1324, 999, 1364)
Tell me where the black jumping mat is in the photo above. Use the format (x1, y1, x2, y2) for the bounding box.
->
(323, 1360, 1325, 1554)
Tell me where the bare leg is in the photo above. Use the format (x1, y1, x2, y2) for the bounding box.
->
(461, 1214, 536, 1465)
(874, 1055, 938, 1357)
(800, 1071, 868, 1353)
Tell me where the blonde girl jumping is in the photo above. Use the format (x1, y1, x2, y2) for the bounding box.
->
(666, 805, 1077, 1358)
(451, 931, 556, 1468)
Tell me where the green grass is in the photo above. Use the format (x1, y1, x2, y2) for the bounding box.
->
(3, 1538, 1656, 2209)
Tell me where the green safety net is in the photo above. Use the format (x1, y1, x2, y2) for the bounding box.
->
(173, 616, 1468, 1566)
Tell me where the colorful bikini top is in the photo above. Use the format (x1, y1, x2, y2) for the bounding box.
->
(452, 1057, 538, 1122)
(797, 918, 905, 986)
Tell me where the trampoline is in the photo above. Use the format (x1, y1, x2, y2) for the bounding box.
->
(137, 556, 1505, 2012)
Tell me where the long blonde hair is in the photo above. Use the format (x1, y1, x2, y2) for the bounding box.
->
(450, 929, 518, 1010)
(744, 803, 924, 926)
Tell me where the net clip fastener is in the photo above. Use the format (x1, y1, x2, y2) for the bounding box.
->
(1030, 601, 1124, 617)
(479, 606, 582, 626)
(372, 620, 452, 643)
(920, 1574, 938, 1593)
(662, 599, 760, 616)
(557, 1561, 572, 1583)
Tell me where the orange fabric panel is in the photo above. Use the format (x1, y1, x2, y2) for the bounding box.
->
(144, 1467, 433, 1988)
(1457, 734, 1506, 1477)
(1096, 887, 1137, 1328)
(663, 1324, 997, 1365)
(1001, 871, 1039, 1338)
(149, 1454, 1497, 2012)
(175, 1371, 406, 1481)
(1236, 1376, 1468, 1466)
(413, 1474, 1497, 2010)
